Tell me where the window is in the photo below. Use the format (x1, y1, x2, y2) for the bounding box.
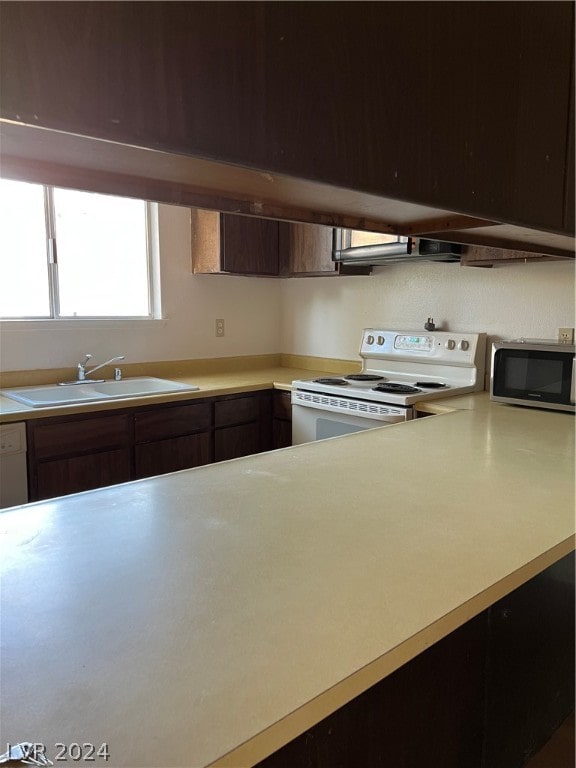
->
(0, 179, 157, 319)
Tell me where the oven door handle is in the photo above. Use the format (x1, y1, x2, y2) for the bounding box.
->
(291, 390, 410, 421)
(571, 357, 575, 404)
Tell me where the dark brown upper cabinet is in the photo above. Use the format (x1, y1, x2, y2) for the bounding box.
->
(279, 222, 336, 277)
(192, 209, 279, 276)
(279, 222, 371, 277)
(192, 212, 371, 278)
(460, 245, 570, 268)
(1, 2, 574, 256)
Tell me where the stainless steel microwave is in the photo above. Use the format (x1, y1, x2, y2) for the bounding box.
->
(490, 340, 575, 413)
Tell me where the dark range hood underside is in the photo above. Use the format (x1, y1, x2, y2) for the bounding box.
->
(332, 236, 463, 266)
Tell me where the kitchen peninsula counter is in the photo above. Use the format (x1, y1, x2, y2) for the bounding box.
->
(1, 394, 574, 767)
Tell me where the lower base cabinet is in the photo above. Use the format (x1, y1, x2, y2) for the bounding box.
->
(135, 433, 211, 479)
(26, 390, 275, 501)
(272, 390, 292, 449)
(36, 448, 131, 499)
(255, 553, 575, 768)
(214, 392, 272, 461)
(27, 412, 132, 500)
(215, 423, 263, 462)
(133, 400, 212, 479)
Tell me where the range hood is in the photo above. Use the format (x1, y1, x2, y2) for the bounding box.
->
(332, 230, 462, 266)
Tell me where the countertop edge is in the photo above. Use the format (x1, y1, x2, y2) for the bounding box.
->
(210, 536, 576, 768)
(0, 372, 306, 423)
(0, 369, 475, 423)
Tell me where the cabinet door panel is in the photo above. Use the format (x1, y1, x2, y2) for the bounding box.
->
(273, 391, 292, 420)
(134, 402, 211, 442)
(272, 391, 292, 449)
(31, 414, 130, 459)
(221, 215, 279, 275)
(215, 423, 261, 462)
(135, 433, 211, 479)
(214, 395, 261, 428)
(279, 222, 336, 276)
(273, 419, 292, 450)
(35, 449, 131, 500)
(483, 553, 575, 768)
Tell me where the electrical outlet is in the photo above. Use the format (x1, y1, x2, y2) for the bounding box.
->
(558, 327, 574, 343)
(215, 318, 225, 337)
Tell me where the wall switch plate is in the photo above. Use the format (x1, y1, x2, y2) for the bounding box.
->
(558, 327, 574, 343)
(216, 318, 225, 337)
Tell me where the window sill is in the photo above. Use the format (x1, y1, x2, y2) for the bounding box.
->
(0, 318, 167, 331)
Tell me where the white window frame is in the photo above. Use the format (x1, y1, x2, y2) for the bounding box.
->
(0, 182, 161, 322)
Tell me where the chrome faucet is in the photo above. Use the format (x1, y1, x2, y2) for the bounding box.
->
(59, 354, 125, 385)
(77, 354, 125, 381)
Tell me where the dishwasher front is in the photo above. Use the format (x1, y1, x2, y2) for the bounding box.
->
(0, 422, 28, 508)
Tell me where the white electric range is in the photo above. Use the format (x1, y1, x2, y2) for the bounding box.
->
(291, 328, 486, 444)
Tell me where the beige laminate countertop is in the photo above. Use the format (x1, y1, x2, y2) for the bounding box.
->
(1, 393, 574, 768)
(0, 366, 326, 424)
(0, 366, 316, 423)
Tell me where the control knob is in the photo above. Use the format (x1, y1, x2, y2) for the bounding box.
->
(445, 339, 456, 350)
(459, 340, 470, 351)
(366, 335, 375, 345)
(377, 335, 385, 345)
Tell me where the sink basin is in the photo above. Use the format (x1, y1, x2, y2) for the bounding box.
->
(1, 377, 200, 408)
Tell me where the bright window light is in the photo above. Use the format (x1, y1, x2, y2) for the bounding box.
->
(0, 180, 156, 320)
(0, 180, 51, 318)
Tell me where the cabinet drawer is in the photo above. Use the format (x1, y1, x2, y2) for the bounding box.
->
(30, 414, 130, 459)
(214, 395, 261, 428)
(214, 423, 261, 462)
(35, 448, 131, 500)
(135, 433, 211, 479)
(273, 390, 292, 420)
(134, 401, 211, 442)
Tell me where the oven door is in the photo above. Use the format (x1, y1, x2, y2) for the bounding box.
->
(291, 390, 411, 445)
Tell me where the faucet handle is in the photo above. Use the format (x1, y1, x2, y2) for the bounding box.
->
(79, 354, 92, 368)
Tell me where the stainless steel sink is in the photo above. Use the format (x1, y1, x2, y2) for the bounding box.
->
(1, 377, 200, 408)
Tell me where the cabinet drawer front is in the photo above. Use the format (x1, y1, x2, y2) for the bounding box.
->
(31, 414, 130, 459)
(214, 423, 261, 462)
(273, 390, 292, 420)
(214, 395, 261, 428)
(35, 448, 131, 500)
(135, 433, 211, 479)
(134, 402, 211, 442)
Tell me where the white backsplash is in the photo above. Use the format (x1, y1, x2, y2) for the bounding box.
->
(280, 259, 576, 371)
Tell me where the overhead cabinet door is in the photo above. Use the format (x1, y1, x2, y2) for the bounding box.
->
(220, 214, 279, 275)
(191, 209, 280, 276)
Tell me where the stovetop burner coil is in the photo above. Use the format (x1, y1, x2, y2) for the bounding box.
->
(313, 377, 349, 386)
(415, 382, 448, 389)
(344, 374, 385, 382)
(372, 383, 422, 394)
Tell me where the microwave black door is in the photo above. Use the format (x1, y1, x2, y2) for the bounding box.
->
(493, 349, 575, 405)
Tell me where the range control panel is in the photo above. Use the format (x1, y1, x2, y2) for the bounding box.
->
(360, 329, 486, 366)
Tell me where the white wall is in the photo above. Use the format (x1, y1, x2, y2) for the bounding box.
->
(280, 260, 576, 363)
(1, 203, 574, 374)
(0, 204, 282, 371)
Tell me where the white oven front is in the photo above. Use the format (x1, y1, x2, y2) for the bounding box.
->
(291, 390, 412, 445)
